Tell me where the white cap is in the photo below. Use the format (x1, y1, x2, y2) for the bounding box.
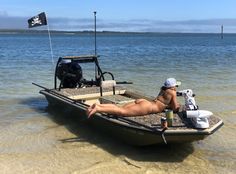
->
(164, 78, 181, 88)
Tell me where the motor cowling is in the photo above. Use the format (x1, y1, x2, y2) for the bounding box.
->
(56, 60, 83, 88)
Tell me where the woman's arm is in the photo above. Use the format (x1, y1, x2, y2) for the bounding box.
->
(170, 90, 180, 112)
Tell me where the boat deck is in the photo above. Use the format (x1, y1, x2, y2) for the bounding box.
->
(126, 113, 222, 130)
(52, 87, 222, 130)
(53, 86, 127, 100)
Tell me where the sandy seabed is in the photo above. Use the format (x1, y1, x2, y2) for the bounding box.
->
(0, 98, 235, 174)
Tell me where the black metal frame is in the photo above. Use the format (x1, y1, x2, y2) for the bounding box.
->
(54, 55, 114, 91)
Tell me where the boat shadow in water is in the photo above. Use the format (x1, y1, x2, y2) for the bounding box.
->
(21, 97, 194, 163)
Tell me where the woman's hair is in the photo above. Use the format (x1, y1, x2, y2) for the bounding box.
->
(161, 86, 169, 90)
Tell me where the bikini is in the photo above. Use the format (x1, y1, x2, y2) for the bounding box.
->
(153, 89, 169, 106)
(153, 98, 168, 106)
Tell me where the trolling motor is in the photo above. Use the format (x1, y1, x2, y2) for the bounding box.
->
(177, 89, 212, 129)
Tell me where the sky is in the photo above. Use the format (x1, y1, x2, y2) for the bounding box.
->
(1, 0, 236, 33)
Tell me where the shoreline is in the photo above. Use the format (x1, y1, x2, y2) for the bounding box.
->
(0, 29, 235, 35)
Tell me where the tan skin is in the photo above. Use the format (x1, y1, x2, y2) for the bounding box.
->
(87, 86, 180, 118)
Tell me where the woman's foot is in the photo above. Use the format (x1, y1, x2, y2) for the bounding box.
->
(87, 103, 97, 118)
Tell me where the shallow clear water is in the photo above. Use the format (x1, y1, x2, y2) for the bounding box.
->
(0, 33, 235, 173)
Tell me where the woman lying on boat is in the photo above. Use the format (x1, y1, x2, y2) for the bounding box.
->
(87, 78, 181, 118)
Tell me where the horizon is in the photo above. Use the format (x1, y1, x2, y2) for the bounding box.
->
(1, 0, 236, 33)
(0, 28, 233, 34)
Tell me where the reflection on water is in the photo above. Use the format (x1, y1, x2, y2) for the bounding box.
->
(47, 105, 194, 162)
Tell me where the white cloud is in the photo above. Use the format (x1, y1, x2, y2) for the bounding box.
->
(1, 15, 236, 33)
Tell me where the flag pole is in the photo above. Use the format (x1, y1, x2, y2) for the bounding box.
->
(47, 23, 54, 65)
(93, 11, 98, 80)
(94, 11, 97, 55)
(28, 12, 54, 66)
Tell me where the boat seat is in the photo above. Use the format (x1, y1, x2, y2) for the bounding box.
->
(100, 80, 116, 96)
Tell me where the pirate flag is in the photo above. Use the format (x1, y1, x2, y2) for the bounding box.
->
(28, 12, 47, 28)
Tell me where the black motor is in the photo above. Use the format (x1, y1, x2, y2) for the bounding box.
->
(56, 60, 83, 88)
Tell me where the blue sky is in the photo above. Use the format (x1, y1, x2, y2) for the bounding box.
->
(1, 0, 236, 32)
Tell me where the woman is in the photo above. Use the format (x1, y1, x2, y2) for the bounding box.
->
(87, 78, 181, 118)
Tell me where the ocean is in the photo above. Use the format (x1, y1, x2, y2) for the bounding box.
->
(0, 32, 235, 174)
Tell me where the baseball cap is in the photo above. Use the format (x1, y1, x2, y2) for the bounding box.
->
(164, 78, 181, 88)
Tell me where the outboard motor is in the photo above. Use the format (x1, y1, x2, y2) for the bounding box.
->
(56, 59, 83, 88)
(177, 89, 212, 129)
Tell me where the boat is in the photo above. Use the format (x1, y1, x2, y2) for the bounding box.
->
(33, 55, 224, 146)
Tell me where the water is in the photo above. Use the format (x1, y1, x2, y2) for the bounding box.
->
(0, 33, 235, 173)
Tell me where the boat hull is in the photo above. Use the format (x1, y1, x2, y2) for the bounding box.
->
(40, 89, 223, 146)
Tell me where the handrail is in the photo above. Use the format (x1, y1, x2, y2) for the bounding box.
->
(62, 55, 98, 59)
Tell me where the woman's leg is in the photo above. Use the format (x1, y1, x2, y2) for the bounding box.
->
(87, 99, 154, 117)
(87, 103, 125, 118)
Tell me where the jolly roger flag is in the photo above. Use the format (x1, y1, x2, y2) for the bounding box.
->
(28, 12, 47, 28)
